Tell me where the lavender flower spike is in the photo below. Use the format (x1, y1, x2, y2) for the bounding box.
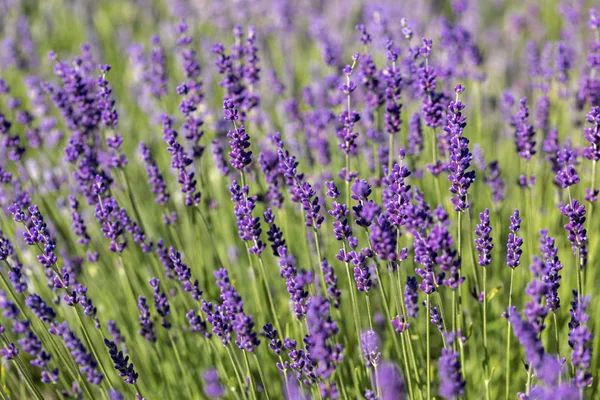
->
(474, 208, 493, 267)
(438, 332, 466, 399)
(446, 85, 476, 211)
(506, 209, 523, 268)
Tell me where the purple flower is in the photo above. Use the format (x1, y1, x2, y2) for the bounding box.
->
(360, 330, 381, 367)
(514, 98, 537, 161)
(438, 333, 466, 399)
(446, 95, 476, 211)
(484, 161, 506, 206)
(162, 115, 201, 207)
(418, 40, 445, 129)
(149, 278, 171, 329)
(107, 321, 125, 347)
(555, 142, 580, 188)
(203, 369, 225, 398)
(391, 315, 410, 333)
(25, 294, 56, 323)
(305, 296, 343, 380)
(228, 181, 265, 255)
(429, 304, 444, 332)
(139, 142, 170, 206)
(568, 291, 593, 388)
(68, 196, 91, 245)
(104, 339, 138, 384)
(506, 307, 545, 372)
(559, 199, 588, 269)
(507, 209, 523, 268)
(376, 362, 406, 400)
(583, 106, 600, 162)
(149, 36, 168, 99)
(351, 249, 372, 292)
(538, 230, 563, 311)
(404, 277, 419, 318)
(474, 208, 493, 267)
(214, 268, 260, 352)
(49, 322, 104, 384)
(225, 106, 252, 171)
(407, 112, 424, 156)
(370, 215, 398, 261)
(137, 296, 156, 343)
(321, 259, 341, 308)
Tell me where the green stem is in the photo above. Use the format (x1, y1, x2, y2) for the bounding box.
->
(430, 127, 442, 205)
(365, 293, 373, 330)
(342, 241, 362, 361)
(456, 212, 465, 368)
(73, 308, 114, 391)
(505, 268, 515, 400)
(483, 266, 490, 400)
(426, 294, 431, 400)
(168, 331, 194, 398)
(242, 351, 257, 400)
(253, 353, 270, 400)
(256, 255, 282, 335)
(226, 345, 248, 400)
(313, 229, 327, 292)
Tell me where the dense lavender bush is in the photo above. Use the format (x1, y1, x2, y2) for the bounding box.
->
(0, 1, 599, 399)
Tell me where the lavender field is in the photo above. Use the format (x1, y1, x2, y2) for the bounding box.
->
(0, 0, 599, 399)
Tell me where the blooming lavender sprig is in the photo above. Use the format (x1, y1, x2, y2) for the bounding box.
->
(507, 209, 523, 268)
(49, 321, 104, 384)
(104, 339, 138, 384)
(438, 332, 466, 399)
(162, 115, 201, 207)
(25, 294, 56, 323)
(214, 268, 260, 352)
(68, 195, 91, 246)
(360, 330, 381, 367)
(203, 369, 225, 398)
(404, 277, 419, 318)
(305, 296, 343, 382)
(446, 86, 475, 211)
(278, 247, 312, 319)
(107, 320, 126, 348)
(149, 36, 168, 99)
(137, 296, 156, 343)
(483, 160, 506, 206)
(506, 306, 545, 372)
(584, 106, 600, 162)
(149, 278, 171, 329)
(555, 142, 580, 189)
(139, 142, 170, 206)
(408, 112, 424, 156)
(475, 208, 493, 267)
(176, 20, 205, 159)
(382, 39, 402, 139)
(514, 98, 537, 161)
(523, 279, 548, 335)
(0, 229, 27, 293)
(9, 203, 58, 286)
(321, 259, 341, 308)
(336, 53, 361, 158)
(559, 199, 588, 269)
(223, 100, 252, 171)
(228, 181, 265, 255)
(568, 291, 593, 389)
(418, 39, 445, 129)
(376, 362, 405, 400)
(538, 230, 563, 311)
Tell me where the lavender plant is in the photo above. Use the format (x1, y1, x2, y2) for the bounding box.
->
(0, 2, 599, 400)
